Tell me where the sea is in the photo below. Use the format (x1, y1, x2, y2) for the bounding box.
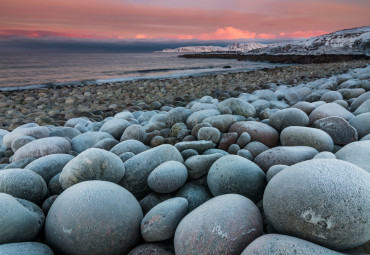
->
(0, 52, 289, 91)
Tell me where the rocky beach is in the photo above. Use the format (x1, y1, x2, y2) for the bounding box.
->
(1, 59, 370, 254)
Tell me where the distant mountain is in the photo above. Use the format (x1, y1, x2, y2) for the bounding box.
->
(161, 42, 266, 53)
(247, 26, 370, 55)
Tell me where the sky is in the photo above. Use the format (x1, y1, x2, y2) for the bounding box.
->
(0, 0, 369, 51)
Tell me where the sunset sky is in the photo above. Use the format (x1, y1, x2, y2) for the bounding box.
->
(0, 0, 369, 42)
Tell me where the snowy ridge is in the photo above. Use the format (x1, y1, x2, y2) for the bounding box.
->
(162, 42, 266, 53)
(247, 26, 370, 55)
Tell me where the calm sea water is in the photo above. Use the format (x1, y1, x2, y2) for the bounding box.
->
(0, 52, 288, 91)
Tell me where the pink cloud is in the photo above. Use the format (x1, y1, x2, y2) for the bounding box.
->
(279, 30, 327, 38)
(257, 33, 277, 39)
(135, 34, 151, 39)
(198, 27, 256, 40)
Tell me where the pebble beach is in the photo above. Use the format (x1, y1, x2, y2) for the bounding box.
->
(0, 60, 370, 254)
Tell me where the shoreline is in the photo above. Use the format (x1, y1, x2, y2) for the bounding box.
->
(0, 60, 369, 130)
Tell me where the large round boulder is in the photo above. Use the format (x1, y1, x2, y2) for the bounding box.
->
(263, 159, 370, 250)
(110, 139, 148, 155)
(0, 168, 47, 204)
(349, 112, 370, 139)
(45, 181, 143, 255)
(229, 121, 279, 148)
(120, 124, 147, 143)
(12, 137, 71, 162)
(207, 155, 266, 202)
(0, 194, 45, 244)
(3, 126, 50, 148)
(241, 234, 342, 255)
(280, 126, 334, 152)
(176, 183, 212, 213)
(99, 118, 131, 140)
(269, 108, 309, 132)
(59, 148, 125, 189)
(174, 194, 263, 255)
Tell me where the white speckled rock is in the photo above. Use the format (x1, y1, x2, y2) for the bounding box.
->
(264, 159, 370, 250)
(217, 98, 256, 118)
(269, 108, 309, 132)
(335, 140, 370, 173)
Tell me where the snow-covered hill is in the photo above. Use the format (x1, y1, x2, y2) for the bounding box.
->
(248, 26, 370, 55)
(162, 42, 266, 53)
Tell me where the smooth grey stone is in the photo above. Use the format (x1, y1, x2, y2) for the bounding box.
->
(10, 135, 36, 152)
(335, 140, 370, 173)
(0, 194, 45, 244)
(99, 118, 131, 140)
(349, 113, 370, 139)
(241, 234, 342, 255)
(114, 111, 134, 120)
(252, 90, 278, 101)
(280, 126, 334, 152)
(170, 123, 187, 137)
(284, 91, 300, 105)
(320, 91, 343, 103)
(0, 168, 47, 204)
(45, 181, 143, 255)
(217, 98, 256, 118)
(50, 127, 81, 139)
(236, 132, 251, 148)
(165, 107, 192, 127)
(71, 131, 113, 153)
(259, 108, 274, 120)
(245, 141, 269, 158)
(48, 174, 63, 195)
(139, 192, 172, 215)
(86, 122, 104, 132)
(237, 149, 253, 160)
(190, 102, 217, 112)
(138, 111, 157, 123)
(148, 113, 167, 124)
(92, 138, 119, 151)
(175, 141, 216, 153)
(174, 194, 263, 255)
(229, 121, 279, 148)
(361, 134, 370, 141)
(59, 148, 125, 189)
(309, 103, 354, 125)
(350, 91, 370, 112)
(176, 183, 212, 213)
(3, 157, 36, 169)
(110, 139, 148, 155)
(292, 101, 316, 115)
(341, 88, 366, 100)
(186, 109, 221, 129)
(181, 149, 198, 160)
(197, 127, 221, 143)
(313, 117, 358, 145)
(270, 100, 289, 109)
(119, 152, 135, 163)
(202, 149, 229, 156)
(127, 243, 175, 255)
(25, 154, 74, 183)
(42, 195, 58, 215)
(141, 197, 188, 242)
(3, 126, 50, 148)
(264, 159, 370, 250)
(64, 117, 90, 128)
(254, 146, 319, 172)
(201, 115, 238, 132)
(119, 144, 183, 200)
(120, 124, 147, 143)
(0, 242, 54, 255)
(305, 93, 322, 102)
(269, 108, 309, 132)
(354, 99, 370, 115)
(207, 155, 266, 202)
(313, 151, 336, 159)
(266, 164, 287, 182)
(147, 161, 188, 193)
(333, 99, 349, 109)
(228, 144, 240, 154)
(251, 100, 270, 115)
(185, 153, 223, 180)
(199, 95, 214, 103)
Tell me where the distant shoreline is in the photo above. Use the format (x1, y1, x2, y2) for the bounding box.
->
(179, 53, 370, 64)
